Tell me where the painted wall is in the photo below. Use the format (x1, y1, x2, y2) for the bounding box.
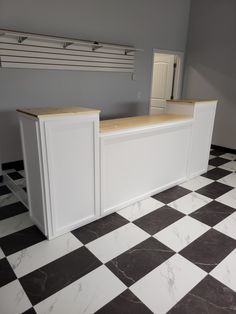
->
(183, 0, 236, 150)
(0, 0, 191, 163)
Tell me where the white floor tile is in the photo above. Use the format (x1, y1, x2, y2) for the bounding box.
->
(208, 165, 215, 171)
(210, 249, 236, 292)
(3, 169, 15, 174)
(4, 178, 28, 208)
(168, 192, 212, 215)
(221, 153, 236, 161)
(218, 173, 236, 188)
(219, 161, 236, 172)
(0, 247, 5, 259)
(0, 193, 19, 207)
(209, 155, 216, 160)
(0, 280, 31, 314)
(18, 170, 25, 177)
(154, 216, 210, 252)
(34, 265, 126, 314)
(118, 197, 164, 221)
(217, 188, 236, 209)
(214, 212, 236, 240)
(0, 212, 33, 238)
(130, 254, 206, 314)
(7, 233, 83, 278)
(86, 223, 149, 263)
(180, 176, 213, 191)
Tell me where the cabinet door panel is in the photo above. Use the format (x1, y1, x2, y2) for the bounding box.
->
(43, 117, 99, 235)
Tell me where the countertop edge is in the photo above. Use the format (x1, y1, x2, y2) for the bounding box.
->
(16, 107, 101, 118)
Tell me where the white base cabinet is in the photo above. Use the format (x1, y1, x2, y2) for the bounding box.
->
(100, 120, 192, 216)
(166, 100, 217, 178)
(18, 100, 217, 239)
(19, 110, 100, 239)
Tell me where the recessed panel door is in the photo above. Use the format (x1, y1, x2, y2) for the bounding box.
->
(150, 53, 175, 111)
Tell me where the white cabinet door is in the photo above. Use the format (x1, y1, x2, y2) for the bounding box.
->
(150, 53, 175, 111)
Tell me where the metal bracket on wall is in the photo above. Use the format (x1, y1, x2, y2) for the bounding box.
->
(92, 42, 103, 52)
(0, 29, 143, 73)
(18, 36, 27, 43)
(63, 42, 73, 49)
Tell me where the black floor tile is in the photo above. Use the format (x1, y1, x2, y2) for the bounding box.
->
(169, 275, 236, 314)
(196, 182, 233, 199)
(96, 289, 152, 314)
(152, 186, 190, 204)
(2, 160, 24, 171)
(0, 226, 46, 256)
(72, 213, 129, 244)
(0, 185, 11, 197)
(8, 172, 23, 181)
(133, 206, 184, 235)
(106, 237, 174, 286)
(209, 157, 229, 167)
(190, 201, 235, 227)
(210, 149, 226, 157)
(0, 202, 28, 221)
(22, 308, 37, 314)
(20, 246, 102, 305)
(179, 229, 236, 272)
(202, 168, 231, 180)
(0, 258, 17, 288)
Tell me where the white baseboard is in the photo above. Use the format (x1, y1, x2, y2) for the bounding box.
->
(187, 169, 207, 179)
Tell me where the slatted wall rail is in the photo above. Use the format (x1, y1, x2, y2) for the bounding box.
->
(0, 30, 138, 72)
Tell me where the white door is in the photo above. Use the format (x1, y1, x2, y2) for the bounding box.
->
(150, 53, 175, 115)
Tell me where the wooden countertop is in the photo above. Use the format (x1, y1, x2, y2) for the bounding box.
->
(100, 114, 192, 133)
(17, 106, 100, 118)
(166, 99, 217, 104)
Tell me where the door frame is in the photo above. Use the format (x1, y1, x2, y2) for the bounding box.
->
(149, 49, 184, 113)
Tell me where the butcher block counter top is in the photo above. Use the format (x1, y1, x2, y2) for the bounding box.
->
(100, 114, 192, 133)
(17, 106, 100, 118)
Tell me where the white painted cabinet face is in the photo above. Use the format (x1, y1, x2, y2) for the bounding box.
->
(43, 118, 98, 235)
(150, 53, 175, 112)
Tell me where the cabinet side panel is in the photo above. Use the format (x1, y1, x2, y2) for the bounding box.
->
(44, 116, 99, 235)
(19, 117, 46, 234)
(187, 103, 217, 177)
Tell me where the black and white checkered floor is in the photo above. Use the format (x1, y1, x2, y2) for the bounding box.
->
(1, 149, 236, 314)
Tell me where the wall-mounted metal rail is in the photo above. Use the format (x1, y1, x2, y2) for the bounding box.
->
(0, 29, 142, 72)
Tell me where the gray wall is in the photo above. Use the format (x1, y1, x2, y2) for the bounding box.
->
(183, 0, 236, 150)
(0, 0, 191, 163)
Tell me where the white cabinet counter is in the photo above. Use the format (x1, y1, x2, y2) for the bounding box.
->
(100, 114, 192, 134)
(18, 99, 217, 239)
